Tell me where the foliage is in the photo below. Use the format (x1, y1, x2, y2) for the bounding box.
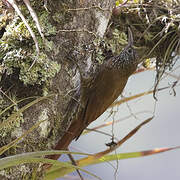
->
(113, 0, 180, 98)
(0, 5, 60, 86)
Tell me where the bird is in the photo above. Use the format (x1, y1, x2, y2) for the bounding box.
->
(48, 27, 139, 160)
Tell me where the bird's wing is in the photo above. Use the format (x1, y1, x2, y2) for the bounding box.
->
(50, 69, 130, 160)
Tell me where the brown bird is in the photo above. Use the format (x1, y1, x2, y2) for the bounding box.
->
(49, 27, 139, 160)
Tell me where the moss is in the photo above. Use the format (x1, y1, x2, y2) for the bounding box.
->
(0, 13, 60, 86)
(2, 47, 60, 85)
(38, 11, 57, 36)
(0, 95, 23, 137)
(0, 5, 61, 140)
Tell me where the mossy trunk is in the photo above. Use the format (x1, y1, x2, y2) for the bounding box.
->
(0, 0, 114, 179)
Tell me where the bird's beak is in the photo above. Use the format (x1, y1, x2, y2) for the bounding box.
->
(128, 27, 133, 46)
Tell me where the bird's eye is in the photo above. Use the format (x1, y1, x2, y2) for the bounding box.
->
(127, 48, 132, 54)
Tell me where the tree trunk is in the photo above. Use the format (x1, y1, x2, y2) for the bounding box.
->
(0, 0, 114, 179)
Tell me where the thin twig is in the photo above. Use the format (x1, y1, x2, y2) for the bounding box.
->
(43, 0, 50, 13)
(125, 98, 139, 120)
(68, 5, 110, 12)
(23, 0, 44, 39)
(85, 128, 119, 141)
(7, 0, 40, 54)
(67, 148, 84, 180)
(58, 29, 97, 38)
(84, 111, 152, 133)
(7, 0, 40, 70)
(0, 88, 17, 105)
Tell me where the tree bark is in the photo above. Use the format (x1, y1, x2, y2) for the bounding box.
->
(0, 0, 114, 179)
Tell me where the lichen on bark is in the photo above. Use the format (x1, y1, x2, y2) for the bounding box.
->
(0, 0, 115, 179)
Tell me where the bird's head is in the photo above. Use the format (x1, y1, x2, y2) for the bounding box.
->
(123, 27, 138, 64)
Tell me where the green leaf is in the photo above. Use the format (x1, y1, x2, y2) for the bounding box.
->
(0, 151, 100, 180)
(45, 146, 180, 178)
